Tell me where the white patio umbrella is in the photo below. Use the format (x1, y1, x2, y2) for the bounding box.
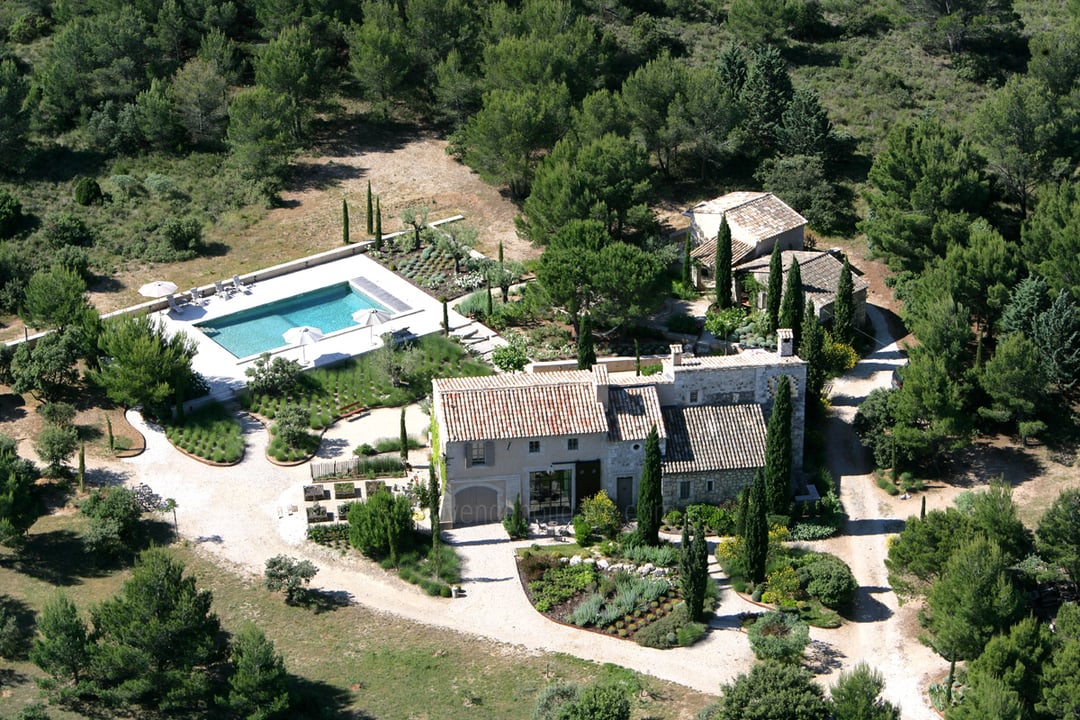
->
(138, 280, 178, 299)
(352, 308, 393, 342)
(283, 325, 324, 364)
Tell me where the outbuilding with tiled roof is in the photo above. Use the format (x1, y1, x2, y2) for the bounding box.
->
(739, 250, 869, 325)
(683, 192, 807, 291)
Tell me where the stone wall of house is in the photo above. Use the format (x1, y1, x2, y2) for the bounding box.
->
(662, 468, 757, 509)
(662, 361, 807, 472)
(604, 440, 646, 511)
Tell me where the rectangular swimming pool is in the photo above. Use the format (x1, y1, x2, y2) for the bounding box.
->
(197, 282, 388, 359)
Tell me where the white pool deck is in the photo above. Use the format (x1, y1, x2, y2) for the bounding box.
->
(156, 252, 473, 402)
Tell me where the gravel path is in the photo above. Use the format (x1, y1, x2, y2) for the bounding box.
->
(99, 305, 941, 713)
(808, 305, 945, 719)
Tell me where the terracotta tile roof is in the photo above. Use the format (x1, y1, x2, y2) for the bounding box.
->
(438, 382, 609, 442)
(686, 192, 806, 249)
(435, 370, 594, 391)
(660, 404, 767, 473)
(739, 251, 869, 307)
(607, 385, 666, 442)
(670, 349, 806, 370)
(690, 236, 755, 268)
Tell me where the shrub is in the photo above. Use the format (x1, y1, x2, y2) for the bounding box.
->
(245, 353, 302, 395)
(0, 189, 22, 239)
(567, 592, 605, 626)
(519, 552, 560, 583)
(347, 490, 414, 562)
(264, 555, 318, 604)
(504, 494, 528, 539)
(581, 490, 622, 539)
(666, 311, 699, 335)
(747, 611, 810, 662)
(619, 543, 678, 567)
(795, 554, 857, 610)
(41, 213, 94, 248)
(573, 515, 592, 546)
(8, 12, 50, 43)
(635, 603, 707, 649)
(789, 523, 838, 541)
(354, 443, 377, 456)
(763, 565, 803, 606)
(662, 509, 683, 529)
(73, 177, 104, 206)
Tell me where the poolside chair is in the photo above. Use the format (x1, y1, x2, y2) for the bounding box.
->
(166, 294, 185, 314)
(188, 287, 202, 305)
(233, 274, 251, 292)
(214, 279, 234, 299)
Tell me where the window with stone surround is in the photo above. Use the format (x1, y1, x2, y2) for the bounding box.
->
(567, 438, 578, 451)
(689, 390, 699, 403)
(528, 440, 540, 453)
(679, 481, 691, 500)
(706, 480, 715, 493)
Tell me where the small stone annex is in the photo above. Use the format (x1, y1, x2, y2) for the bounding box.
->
(431, 338, 807, 527)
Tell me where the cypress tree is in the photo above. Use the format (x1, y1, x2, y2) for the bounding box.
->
(833, 257, 855, 346)
(637, 425, 663, 546)
(441, 297, 449, 336)
(745, 469, 768, 584)
(779, 258, 804, 350)
(766, 242, 783, 332)
(374, 197, 382, 250)
(366, 180, 373, 234)
(735, 487, 749, 538)
(682, 232, 692, 285)
(764, 375, 793, 516)
(342, 198, 350, 245)
(429, 463, 441, 575)
(77, 443, 85, 493)
(399, 407, 408, 462)
(716, 215, 733, 309)
(498, 240, 510, 302)
(634, 339, 641, 376)
(801, 300, 826, 403)
(679, 523, 692, 603)
(691, 521, 708, 620)
(486, 275, 493, 316)
(577, 314, 596, 370)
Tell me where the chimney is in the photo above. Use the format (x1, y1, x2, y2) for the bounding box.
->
(670, 343, 683, 366)
(592, 364, 609, 408)
(777, 328, 794, 357)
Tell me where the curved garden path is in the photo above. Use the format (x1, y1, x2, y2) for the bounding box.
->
(98, 306, 939, 713)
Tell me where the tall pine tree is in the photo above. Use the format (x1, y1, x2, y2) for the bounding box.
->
(637, 425, 663, 546)
(779, 258, 804, 350)
(767, 242, 783, 333)
(764, 375, 793, 516)
(716, 215, 733, 309)
(833, 258, 855, 346)
(577, 314, 596, 370)
(745, 469, 768, 584)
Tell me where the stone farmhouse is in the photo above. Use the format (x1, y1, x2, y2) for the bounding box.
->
(685, 191, 807, 291)
(739, 250, 870, 325)
(431, 338, 807, 527)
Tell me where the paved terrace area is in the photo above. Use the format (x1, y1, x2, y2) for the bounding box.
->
(153, 250, 478, 402)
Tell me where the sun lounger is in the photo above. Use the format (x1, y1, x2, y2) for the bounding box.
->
(214, 280, 234, 298)
(166, 294, 185, 314)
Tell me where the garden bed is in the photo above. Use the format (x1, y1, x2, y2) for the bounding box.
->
(515, 545, 708, 649)
(368, 242, 485, 301)
(164, 402, 244, 464)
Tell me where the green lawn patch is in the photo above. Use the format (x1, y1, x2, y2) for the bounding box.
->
(164, 402, 244, 464)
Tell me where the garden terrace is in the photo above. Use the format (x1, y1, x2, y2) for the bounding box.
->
(243, 334, 491, 427)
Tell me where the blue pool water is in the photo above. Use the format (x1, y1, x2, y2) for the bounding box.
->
(197, 282, 388, 358)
